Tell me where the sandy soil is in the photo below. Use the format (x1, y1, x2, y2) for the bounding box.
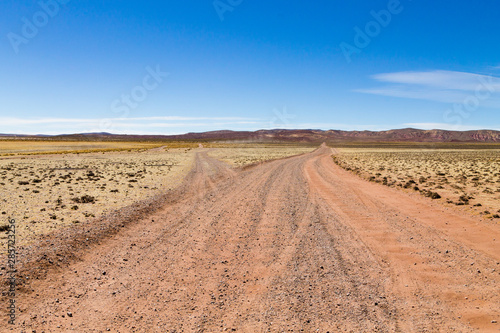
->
(2, 145, 500, 332)
(207, 146, 315, 167)
(0, 148, 195, 253)
(332, 148, 500, 221)
(0, 141, 165, 156)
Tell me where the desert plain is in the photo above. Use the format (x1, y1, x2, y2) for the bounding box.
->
(0, 140, 499, 332)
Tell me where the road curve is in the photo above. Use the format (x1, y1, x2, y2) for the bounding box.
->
(11, 146, 500, 332)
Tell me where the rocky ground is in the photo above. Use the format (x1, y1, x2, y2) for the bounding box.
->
(1, 145, 499, 332)
(207, 146, 314, 167)
(0, 148, 195, 254)
(333, 148, 500, 222)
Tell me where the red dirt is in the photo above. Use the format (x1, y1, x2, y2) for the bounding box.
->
(4, 145, 500, 332)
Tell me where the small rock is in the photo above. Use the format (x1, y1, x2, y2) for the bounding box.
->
(67, 312, 72, 317)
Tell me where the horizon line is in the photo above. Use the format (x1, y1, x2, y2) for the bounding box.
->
(1, 127, 500, 137)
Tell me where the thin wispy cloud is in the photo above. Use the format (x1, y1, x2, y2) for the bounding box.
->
(107, 122, 261, 128)
(0, 116, 258, 126)
(0, 116, 264, 135)
(372, 70, 500, 91)
(356, 70, 500, 107)
(0, 116, 410, 135)
(356, 87, 469, 103)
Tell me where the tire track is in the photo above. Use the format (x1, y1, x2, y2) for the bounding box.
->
(9, 145, 500, 332)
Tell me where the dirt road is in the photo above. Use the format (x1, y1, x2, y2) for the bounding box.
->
(9, 145, 500, 332)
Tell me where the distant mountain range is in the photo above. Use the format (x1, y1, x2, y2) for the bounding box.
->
(1, 128, 500, 143)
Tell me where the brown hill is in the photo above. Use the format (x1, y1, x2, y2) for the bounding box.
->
(1, 128, 500, 143)
(171, 128, 500, 143)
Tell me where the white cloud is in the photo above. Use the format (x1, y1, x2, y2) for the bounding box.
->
(357, 70, 500, 107)
(0, 116, 258, 126)
(97, 121, 261, 129)
(0, 116, 265, 135)
(355, 87, 469, 103)
(0, 115, 410, 135)
(372, 70, 500, 91)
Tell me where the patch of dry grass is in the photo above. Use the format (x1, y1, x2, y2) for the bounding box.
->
(0, 148, 196, 253)
(0, 140, 165, 155)
(333, 148, 500, 220)
(208, 146, 315, 167)
(0, 140, 201, 156)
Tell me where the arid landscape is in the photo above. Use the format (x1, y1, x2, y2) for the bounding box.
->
(1, 138, 499, 332)
(0, 141, 167, 156)
(0, 145, 195, 254)
(332, 148, 500, 221)
(4, 1, 500, 331)
(0, 142, 316, 253)
(206, 144, 315, 167)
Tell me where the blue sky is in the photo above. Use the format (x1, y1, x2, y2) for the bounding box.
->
(1, 0, 500, 135)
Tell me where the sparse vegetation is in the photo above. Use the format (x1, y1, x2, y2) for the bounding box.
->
(0, 145, 196, 254)
(333, 148, 500, 218)
(208, 145, 315, 167)
(0, 140, 170, 156)
(72, 195, 96, 204)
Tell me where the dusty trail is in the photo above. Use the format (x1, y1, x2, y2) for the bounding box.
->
(9, 146, 500, 332)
